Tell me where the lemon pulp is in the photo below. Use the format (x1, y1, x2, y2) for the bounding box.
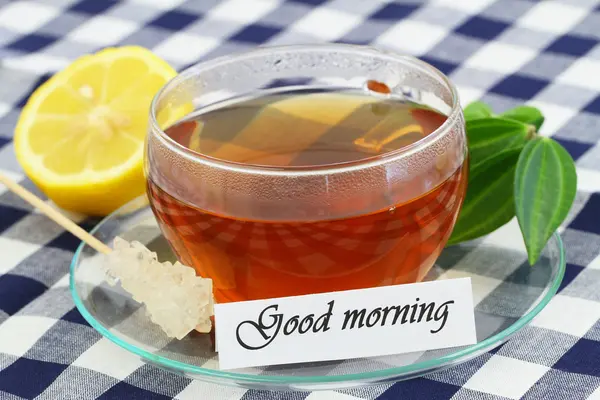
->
(14, 46, 186, 216)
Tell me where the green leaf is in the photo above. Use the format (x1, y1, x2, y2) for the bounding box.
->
(514, 137, 577, 265)
(447, 148, 521, 245)
(501, 106, 544, 131)
(463, 101, 493, 120)
(466, 117, 529, 168)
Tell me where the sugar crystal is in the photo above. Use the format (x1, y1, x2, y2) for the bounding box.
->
(102, 236, 214, 339)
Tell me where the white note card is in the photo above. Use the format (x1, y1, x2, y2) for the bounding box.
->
(214, 278, 477, 370)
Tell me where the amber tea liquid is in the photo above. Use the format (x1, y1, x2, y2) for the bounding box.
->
(147, 90, 468, 303)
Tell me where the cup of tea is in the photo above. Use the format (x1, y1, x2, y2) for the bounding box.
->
(145, 44, 468, 304)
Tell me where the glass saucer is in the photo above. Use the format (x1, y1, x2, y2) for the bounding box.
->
(70, 197, 565, 391)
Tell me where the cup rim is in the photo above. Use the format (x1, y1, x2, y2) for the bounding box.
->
(148, 43, 462, 177)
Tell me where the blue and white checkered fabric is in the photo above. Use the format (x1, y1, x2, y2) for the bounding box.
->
(0, 0, 600, 398)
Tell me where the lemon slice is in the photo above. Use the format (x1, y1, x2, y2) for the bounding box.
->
(14, 46, 188, 216)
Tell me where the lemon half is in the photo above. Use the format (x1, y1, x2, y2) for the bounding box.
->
(14, 46, 183, 216)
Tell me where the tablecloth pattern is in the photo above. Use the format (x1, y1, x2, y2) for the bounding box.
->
(0, 0, 599, 399)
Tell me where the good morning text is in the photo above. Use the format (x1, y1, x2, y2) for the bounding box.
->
(235, 298, 455, 350)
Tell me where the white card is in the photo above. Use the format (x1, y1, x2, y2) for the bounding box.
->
(214, 278, 477, 370)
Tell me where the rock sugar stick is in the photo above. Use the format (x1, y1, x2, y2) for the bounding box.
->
(0, 172, 214, 340)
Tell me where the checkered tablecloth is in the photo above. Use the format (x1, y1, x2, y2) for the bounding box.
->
(0, 0, 600, 399)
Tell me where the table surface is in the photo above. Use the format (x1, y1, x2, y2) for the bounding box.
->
(1, 0, 600, 399)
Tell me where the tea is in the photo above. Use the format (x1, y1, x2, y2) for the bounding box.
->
(147, 91, 468, 303)
(160, 91, 448, 167)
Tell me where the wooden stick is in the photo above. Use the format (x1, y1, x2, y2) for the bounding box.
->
(0, 173, 112, 254)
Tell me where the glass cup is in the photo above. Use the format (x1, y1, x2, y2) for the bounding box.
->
(145, 44, 468, 304)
